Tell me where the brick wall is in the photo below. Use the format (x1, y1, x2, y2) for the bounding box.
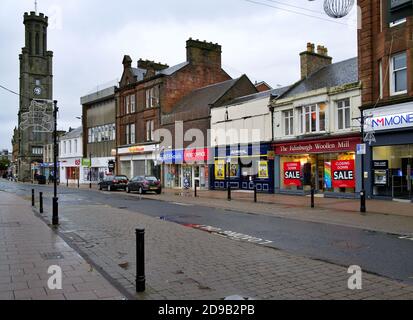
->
(358, 0, 413, 108)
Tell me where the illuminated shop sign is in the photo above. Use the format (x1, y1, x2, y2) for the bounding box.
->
(368, 112, 413, 131)
(275, 137, 360, 155)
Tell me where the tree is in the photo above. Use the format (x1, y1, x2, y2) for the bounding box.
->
(0, 159, 10, 171)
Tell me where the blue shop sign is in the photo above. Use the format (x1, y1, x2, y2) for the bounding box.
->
(216, 144, 269, 158)
(160, 150, 184, 164)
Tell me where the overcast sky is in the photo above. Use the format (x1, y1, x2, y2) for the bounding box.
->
(0, 0, 358, 151)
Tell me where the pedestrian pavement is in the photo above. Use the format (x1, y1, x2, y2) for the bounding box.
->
(21, 190, 413, 300)
(0, 191, 126, 300)
(50, 183, 413, 236)
(3, 185, 413, 300)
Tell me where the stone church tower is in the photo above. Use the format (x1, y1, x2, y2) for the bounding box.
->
(18, 11, 53, 181)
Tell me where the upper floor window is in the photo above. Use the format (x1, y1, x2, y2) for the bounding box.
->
(32, 147, 43, 155)
(337, 99, 351, 130)
(75, 140, 78, 153)
(283, 110, 294, 136)
(146, 120, 155, 142)
(390, 18, 406, 28)
(146, 87, 160, 109)
(125, 124, 135, 145)
(130, 95, 136, 113)
(390, 52, 407, 95)
(69, 141, 72, 154)
(299, 104, 326, 134)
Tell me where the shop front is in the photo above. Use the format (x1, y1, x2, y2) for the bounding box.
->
(210, 144, 273, 193)
(364, 103, 413, 201)
(118, 145, 160, 180)
(274, 136, 361, 198)
(161, 148, 209, 190)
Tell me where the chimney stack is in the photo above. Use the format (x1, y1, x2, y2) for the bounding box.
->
(300, 43, 332, 79)
(186, 38, 222, 68)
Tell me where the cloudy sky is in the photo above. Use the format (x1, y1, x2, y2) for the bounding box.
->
(0, 0, 358, 151)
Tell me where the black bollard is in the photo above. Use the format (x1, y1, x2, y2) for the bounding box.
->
(32, 189, 35, 207)
(311, 188, 315, 209)
(39, 192, 43, 214)
(136, 229, 146, 293)
(66, 179, 69, 188)
(194, 182, 197, 198)
(227, 182, 231, 201)
(254, 185, 258, 203)
(360, 190, 366, 214)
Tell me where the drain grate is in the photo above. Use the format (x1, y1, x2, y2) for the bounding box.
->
(0, 222, 21, 228)
(40, 252, 65, 260)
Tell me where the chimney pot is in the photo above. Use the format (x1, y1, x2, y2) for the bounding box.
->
(300, 43, 332, 79)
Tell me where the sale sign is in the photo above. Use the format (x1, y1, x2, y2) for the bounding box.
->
(284, 162, 302, 187)
(332, 160, 355, 188)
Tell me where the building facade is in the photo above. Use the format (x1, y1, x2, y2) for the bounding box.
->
(59, 127, 88, 185)
(359, 0, 413, 201)
(115, 38, 231, 180)
(210, 85, 289, 193)
(160, 75, 257, 190)
(17, 11, 54, 181)
(270, 44, 362, 198)
(81, 86, 117, 181)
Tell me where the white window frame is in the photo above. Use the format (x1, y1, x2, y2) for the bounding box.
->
(126, 125, 130, 145)
(130, 95, 136, 113)
(336, 99, 351, 131)
(146, 120, 155, 142)
(130, 124, 136, 145)
(390, 51, 407, 96)
(299, 104, 327, 134)
(283, 109, 294, 136)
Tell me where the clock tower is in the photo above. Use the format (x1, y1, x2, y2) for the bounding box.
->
(18, 11, 54, 181)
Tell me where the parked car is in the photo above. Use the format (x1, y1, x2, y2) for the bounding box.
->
(98, 175, 129, 191)
(126, 176, 161, 194)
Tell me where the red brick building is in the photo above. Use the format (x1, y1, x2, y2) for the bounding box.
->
(115, 39, 231, 179)
(358, 0, 413, 201)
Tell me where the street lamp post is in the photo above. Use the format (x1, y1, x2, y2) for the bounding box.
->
(360, 111, 367, 214)
(52, 100, 59, 226)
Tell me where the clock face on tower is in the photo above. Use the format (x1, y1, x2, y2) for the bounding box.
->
(33, 87, 42, 96)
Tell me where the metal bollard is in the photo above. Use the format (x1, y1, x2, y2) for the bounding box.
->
(39, 192, 43, 214)
(227, 182, 231, 201)
(66, 179, 69, 188)
(136, 229, 146, 293)
(194, 182, 197, 198)
(32, 189, 35, 207)
(311, 188, 315, 209)
(254, 185, 258, 203)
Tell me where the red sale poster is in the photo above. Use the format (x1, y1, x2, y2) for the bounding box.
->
(332, 160, 355, 188)
(284, 162, 302, 187)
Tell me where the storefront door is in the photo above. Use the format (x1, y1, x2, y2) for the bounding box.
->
(393, 157, 413, 200)
(182, 165, 192, 189)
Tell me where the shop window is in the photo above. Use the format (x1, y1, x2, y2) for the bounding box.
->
(283, 110, 294, 136)
(390, 52, 407, 95)
(337, 99, 351, 130)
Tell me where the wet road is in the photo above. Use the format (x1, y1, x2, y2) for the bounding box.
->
(2, 180, 413, 285)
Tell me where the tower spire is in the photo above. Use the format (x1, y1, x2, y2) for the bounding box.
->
(35, 0, 38, 14)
